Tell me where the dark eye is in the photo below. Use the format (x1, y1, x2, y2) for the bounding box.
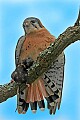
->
(31, 20, 35, 23)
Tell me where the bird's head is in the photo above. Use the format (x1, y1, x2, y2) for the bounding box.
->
(23, 17, 44, 34)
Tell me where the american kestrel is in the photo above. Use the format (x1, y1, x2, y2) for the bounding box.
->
(12, 17, 65, 115)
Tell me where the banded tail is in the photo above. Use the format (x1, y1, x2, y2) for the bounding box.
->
(17, 52, 65, 115)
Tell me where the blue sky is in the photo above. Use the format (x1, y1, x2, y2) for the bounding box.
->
(0, 0, 80, 120)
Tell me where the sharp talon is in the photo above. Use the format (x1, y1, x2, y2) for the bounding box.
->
(11, 79, 15, 83)
(26, 83, 30, 87)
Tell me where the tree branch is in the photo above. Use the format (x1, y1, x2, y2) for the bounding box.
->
(0, 12, 80, 103)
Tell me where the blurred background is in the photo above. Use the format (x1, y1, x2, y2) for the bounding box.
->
(0, 0, 80, 120)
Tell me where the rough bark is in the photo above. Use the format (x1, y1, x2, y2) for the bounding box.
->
(0, 12, 80, 103)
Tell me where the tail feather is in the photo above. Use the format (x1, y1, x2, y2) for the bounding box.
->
(30, 83, 34, 102)
(17, 87, 29, 114)
(30, 101, 37, 113)
(17, 78, 60, 114)
(43, 74, 58, 92)
(22, 102, 29, 114)
(38, 79, 48, 97)
(49, 107, 53, 115)
(36, 81, 43, 101)
(28, 80, 46, 113)
(26, 85, 31, 103)
(47, 101, 57, 115)
(38, 100, 45, 111)
(33, 82, 38, 101)
(57, 91, 62, 109)
(29, 83, 37, 113)
(52, 103, 57, 114)
(36, 80, 45, 110)
(43, 80, 60, 114)
(45, 96, 54, 106)
(44, 80, 59, 106)
(49, 103, 57, 115)
(47, 102, 50, 109)
(17, 87, 24, 114)
(44, 82, 53, 95)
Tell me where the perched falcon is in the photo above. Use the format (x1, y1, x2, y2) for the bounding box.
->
(13, 17, 65, 115)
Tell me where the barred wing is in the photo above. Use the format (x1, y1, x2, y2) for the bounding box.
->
(42, 52, 65, 114)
